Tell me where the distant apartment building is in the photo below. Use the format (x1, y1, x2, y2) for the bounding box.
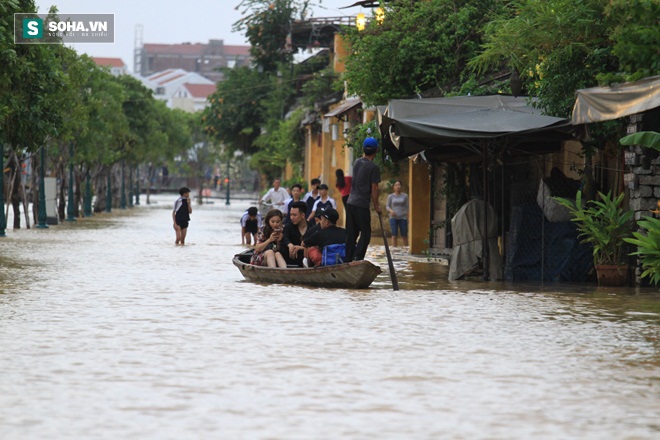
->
(91, 57, 128, 76)
(137, 40, 251, 83)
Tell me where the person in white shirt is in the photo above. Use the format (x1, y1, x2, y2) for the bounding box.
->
(259, 178, 289, 210)
(308, 184, 337, 222)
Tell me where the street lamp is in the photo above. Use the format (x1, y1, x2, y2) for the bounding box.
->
(375, 7, 385, 24)
(356, 13, 366, 31)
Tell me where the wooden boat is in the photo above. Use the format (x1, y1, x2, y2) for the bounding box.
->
(233, 249, 382, 289)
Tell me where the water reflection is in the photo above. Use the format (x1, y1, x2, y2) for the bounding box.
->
(0, 195, 658, 439)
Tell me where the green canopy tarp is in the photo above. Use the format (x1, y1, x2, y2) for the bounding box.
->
(379, 95, 573, 161)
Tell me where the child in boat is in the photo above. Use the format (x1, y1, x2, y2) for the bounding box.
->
(173, 187, 192, 245)
(251, 209, 287, 268)
(241, 206, 262, 245)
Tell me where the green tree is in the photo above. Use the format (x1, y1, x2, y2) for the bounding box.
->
(605, 0, 660, 82)
(204, 66, 267, 154)
(342, 0, 507, 106)
(234, 0, 311, 73)
(470, 0, 619, 118)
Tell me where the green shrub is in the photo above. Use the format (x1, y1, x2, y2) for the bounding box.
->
(554, 190, 633, 265)
(624, 216, 660, 286)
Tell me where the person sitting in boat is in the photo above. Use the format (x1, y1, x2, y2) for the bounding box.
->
(301, 207, 323, 243)
(302, 208, 347, 267)
(241, 206, 262, 246)
(281, 201, 308, 267)
(250, 209, 287, 268)
(282, 183, 304, 225)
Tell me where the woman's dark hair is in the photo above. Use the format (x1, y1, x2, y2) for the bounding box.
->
(179, 187, 191, 195)
(335, 169, 346, 189)
(263, 209, 283, 238)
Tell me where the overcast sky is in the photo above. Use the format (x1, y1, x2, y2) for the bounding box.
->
(33, 0, 367, 73)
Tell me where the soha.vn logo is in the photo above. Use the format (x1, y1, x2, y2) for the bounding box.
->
(23, 18, 43, 38)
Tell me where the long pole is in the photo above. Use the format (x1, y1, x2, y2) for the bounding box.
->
(378, 212, 399, 290)
(225, 158, 230, 205)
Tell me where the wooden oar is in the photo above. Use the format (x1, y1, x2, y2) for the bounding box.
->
(378, 212, 399, 290)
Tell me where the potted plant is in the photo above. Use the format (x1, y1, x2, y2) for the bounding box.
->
(624, 204, 660, 286)
(554, 190, 634, 286)
(619, 131, 660, 286)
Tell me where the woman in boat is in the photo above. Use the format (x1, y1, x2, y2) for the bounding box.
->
(251, 209, 288, 268)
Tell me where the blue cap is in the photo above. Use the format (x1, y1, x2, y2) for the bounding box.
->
(363, 137, 379, 153)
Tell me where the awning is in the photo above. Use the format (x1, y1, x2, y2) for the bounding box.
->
(324, 98, 361, 119)
(571, 75, 660, 125)
(380, 95, 573, 161)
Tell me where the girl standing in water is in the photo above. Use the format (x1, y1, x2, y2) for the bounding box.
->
(173, 187, 192, 245)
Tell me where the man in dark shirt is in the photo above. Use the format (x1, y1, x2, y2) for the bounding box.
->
(345, 137, 382, 262)
(281, 201, 308, 267)
(303, 208, 347, 266)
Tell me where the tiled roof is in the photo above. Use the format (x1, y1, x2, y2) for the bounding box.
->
(223, 45, 251, 56)
(159, 73, 187, 85)
(92, 57, 126, 68)
(147, 69, 183, 82)
(183, 83, 217, 98)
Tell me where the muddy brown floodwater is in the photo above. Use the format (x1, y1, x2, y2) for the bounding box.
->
(1, 194, 658, 439)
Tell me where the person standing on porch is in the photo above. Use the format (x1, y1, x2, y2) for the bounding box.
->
(345, 137, 381, 262)
(386, 180, 409, 247)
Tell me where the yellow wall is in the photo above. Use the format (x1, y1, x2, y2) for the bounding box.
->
(305, 125, 323, 191)
(333, 33, 349, 74)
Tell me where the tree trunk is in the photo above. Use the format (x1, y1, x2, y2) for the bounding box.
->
(31, 154, 38, 225)
(94, 166, 106, 213)
(74, 166, 83, 217)
(57, 161, 66, 221)
(146, 164, 156, 205)
(9, 151, 21, 229)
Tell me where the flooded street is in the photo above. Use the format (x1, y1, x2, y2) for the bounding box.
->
(1, 195, 658, 439)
